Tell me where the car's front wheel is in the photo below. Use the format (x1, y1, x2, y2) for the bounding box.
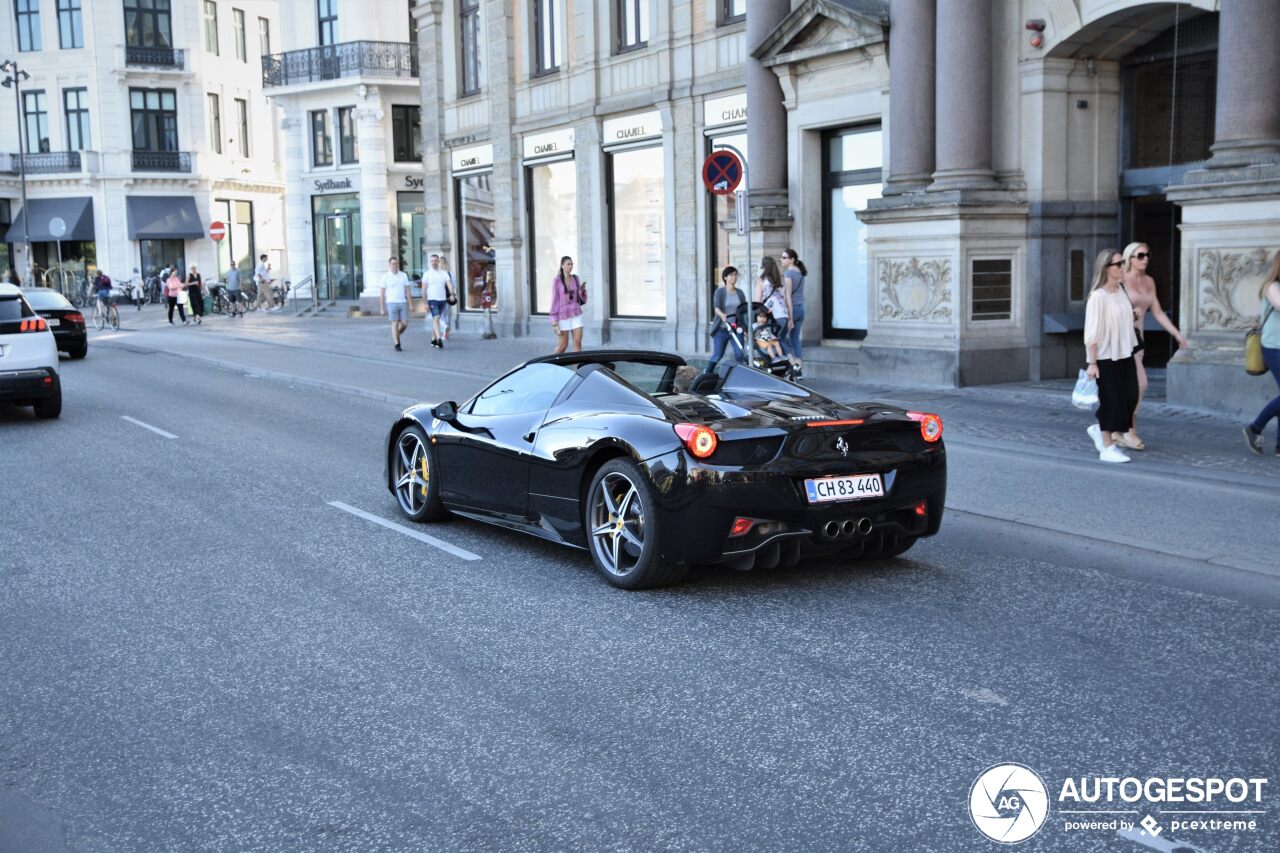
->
(392, 425, 446, 521)
(586, 459, 686, 589)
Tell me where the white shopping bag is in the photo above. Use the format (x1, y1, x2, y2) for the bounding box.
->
(1071, 368, 1099, 410)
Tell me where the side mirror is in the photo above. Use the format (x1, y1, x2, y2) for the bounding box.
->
(431, 401, 458, 422)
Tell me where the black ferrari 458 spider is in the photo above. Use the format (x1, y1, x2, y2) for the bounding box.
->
(385, 350, 945, 589)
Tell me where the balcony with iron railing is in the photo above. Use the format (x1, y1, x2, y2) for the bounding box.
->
(262, 41, 418, 88)
(0, 151, 83, 175)
(132, 150, 192, 173)
(125, 46, 185, 69)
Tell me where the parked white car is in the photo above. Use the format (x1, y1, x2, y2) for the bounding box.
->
(0, 282, 61, 419)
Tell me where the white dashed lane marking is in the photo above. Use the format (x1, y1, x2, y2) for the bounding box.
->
(327, 501, 482, 562)
(120, 415, 178, 439)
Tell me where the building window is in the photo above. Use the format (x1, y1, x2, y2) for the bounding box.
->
(124, 0, 173, 49)
(258, 16, 270, 57)
(392, 105, 421, 162)
(15, 0, 41, 51)
(822, 126, 882, 338)
(719, 0, 745, 25)
(57, 0, 83, 48)
(23, 90, 49, 153)
(129, 88, 178, 152)
(64, 88, 90, 150)
(337, 106, 358, 163)
(317, 0, 337, 46)
(459, 0, 481, 96)
(397, 191, 426, 284)
(455, 172, 495, 310)
(528, 158, 577, 314)
(206, 93, 222, 153)
(311, 109, 332, 166)
(214, 198, 256, 280)
(235, 97, 249, 157)
(204, 0, 219, 54)
(971, 259, 1012, 321)
(615, 0, 649, 53)
(233, 8, 246, 61)
(533, 0, 562, 75)
(608, 145, 665, 318)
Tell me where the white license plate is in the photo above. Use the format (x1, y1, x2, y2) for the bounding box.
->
(804, 473, 884, 503)
(45, 317, 60, 327)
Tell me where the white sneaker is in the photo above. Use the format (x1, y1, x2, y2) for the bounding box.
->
(1099, 445, 1130, 464)
(1086, 424, 1105, 452)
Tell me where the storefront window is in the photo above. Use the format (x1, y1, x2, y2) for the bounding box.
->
(33, 241, 97, 297)
(608, 145, 665, 318)
(528, 158, 577, 314)
(707, 131, 746, 293)
(312, 193, 362, 300)
(397, 191, 426, 292)
(138, 240, 183, 283)
(455, 173, 495, 310)
(212, 199, 255, 281)
(823, 126, 882, 338)
(0, 201, 12, 281)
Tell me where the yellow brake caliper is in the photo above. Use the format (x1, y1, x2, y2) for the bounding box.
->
(419, 453, 430, 497)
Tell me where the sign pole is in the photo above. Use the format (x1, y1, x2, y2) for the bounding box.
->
(714, 142, 750, 299)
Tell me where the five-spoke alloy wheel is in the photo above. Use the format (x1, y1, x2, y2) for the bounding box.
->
(586, 459, 685, 589)
(392, 425, 445, 522)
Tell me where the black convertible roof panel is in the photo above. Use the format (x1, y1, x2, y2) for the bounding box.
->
(528, 349, 686, 368)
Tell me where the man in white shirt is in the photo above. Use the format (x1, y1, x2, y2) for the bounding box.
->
(254, 254, 276, 310)
(380, 256, 414, 351)
(421, 253, 455, 349)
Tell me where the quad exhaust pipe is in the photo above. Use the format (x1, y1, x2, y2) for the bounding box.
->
(821, 517, 874, 539)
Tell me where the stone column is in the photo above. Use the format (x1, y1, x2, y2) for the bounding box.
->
(746, 0, 789, 193)
(485, 0, 523, 335)
(1209, 0, 1280, 167)
(280, 112, 314, 290)
(930, 0, 997, 191)
(414, 0, 451, 257)
(884, 0, 936, 195)
(356, 89, 390, 299)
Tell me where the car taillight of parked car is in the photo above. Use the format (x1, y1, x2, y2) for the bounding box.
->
(907, 412, 943, 443)
(674, 423, 718, 459)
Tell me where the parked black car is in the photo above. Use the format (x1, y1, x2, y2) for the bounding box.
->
(384, 351, 946, 589)
(22, 287, 87, 359)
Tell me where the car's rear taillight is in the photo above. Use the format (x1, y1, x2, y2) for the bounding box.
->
(19, 318, 48, 332)
(907, 412, 943, 443)
(674, 423, 718, 459)
(66, 313, 84, 324)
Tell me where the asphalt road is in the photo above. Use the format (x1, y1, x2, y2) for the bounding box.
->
(1, 342, 1277, 852)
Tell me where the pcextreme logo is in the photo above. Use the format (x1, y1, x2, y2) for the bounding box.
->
(968, 764, 1270, 845)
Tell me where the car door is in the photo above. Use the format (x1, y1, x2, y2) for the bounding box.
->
(435, 363, 576, 518)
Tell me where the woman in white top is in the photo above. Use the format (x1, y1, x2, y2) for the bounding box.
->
(1084, 248, 1141, 463)
(754, 256, 792, 356)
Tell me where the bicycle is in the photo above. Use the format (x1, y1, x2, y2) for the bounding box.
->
(92, 295, 120, 331)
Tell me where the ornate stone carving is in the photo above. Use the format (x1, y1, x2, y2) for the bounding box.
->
(1197, 248, 1277, 330)
(878, 257, 953, 322)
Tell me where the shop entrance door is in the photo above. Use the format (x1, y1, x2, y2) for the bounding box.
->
(322, 213, 356, 300)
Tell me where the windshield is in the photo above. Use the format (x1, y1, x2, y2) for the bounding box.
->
(22, 289, 72, 310)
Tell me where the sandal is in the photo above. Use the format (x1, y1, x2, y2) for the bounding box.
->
(1112, 432, 1146, 451)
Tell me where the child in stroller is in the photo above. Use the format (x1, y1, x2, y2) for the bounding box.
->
(753, 307, 786, 362)
(730, 301, 796, 380)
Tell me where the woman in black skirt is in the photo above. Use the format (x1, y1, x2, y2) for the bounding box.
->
(1083, 248, 1140, 463)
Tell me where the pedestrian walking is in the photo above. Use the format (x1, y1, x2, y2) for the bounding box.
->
(706, 265, 745, 370)
(380, 256, 414, 351)
(549, 255, 587, 354)
(1243, 252, 1280, 457)
(1084, 248, 1140, 464)
(780, 248, 808, 378)
(1117, 242, 1187, 450)
(225, 265, 243, 316)
(253, 254, 274, 311)
(186, 265, 205, 325)
(439, 256, 456, 342)
(165, 268, 188, 325)
(755, 256, 792, 354)
(422, 253, 457, 349)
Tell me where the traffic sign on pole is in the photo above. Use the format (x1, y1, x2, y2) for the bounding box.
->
(702, 150, 744, 195)
(209, 221, 227, 241)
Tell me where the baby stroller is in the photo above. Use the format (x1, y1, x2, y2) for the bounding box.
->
(729, 301, 797, 381)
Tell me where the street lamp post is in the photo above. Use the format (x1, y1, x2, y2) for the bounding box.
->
(1, 59, 33, 287)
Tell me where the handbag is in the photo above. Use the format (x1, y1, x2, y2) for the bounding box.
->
(445, 272, 458, 306)
(577, 280, 587, 305)
(1071, 368, 1099, 410)
(1245, 305, 1274, 376)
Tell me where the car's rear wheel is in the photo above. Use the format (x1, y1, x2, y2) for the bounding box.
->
(392, 425, 446, 521)
(68, 345, 86, 359)
(586, 459, 686, 589)
(33, 386, 62, 420)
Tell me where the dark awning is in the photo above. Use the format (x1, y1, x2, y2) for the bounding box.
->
(5, 197, 95, 242)
(125, 196, 205, 240)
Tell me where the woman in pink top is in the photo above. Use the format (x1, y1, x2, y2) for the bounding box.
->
(1118, 242, 1187, 450)
(1084, 248, 1140, 463)
(165, 267, 188, 325)
(548, 255, 587, 354)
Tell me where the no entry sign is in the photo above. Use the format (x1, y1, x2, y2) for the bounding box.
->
(209, 220, 227, 241)
(702, 150, 743, 196)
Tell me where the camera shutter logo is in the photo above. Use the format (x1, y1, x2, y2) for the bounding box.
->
(969, 763, 1050, 844)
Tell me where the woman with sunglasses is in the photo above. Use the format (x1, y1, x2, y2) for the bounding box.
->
(1118, 242, 1187, 450)
(1084, 249, 1140, 463)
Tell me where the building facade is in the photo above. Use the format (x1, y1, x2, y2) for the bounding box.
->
(406, 0, 1277, 416)
(0, 0, 285, 292)
(263, 0, 420, 302)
